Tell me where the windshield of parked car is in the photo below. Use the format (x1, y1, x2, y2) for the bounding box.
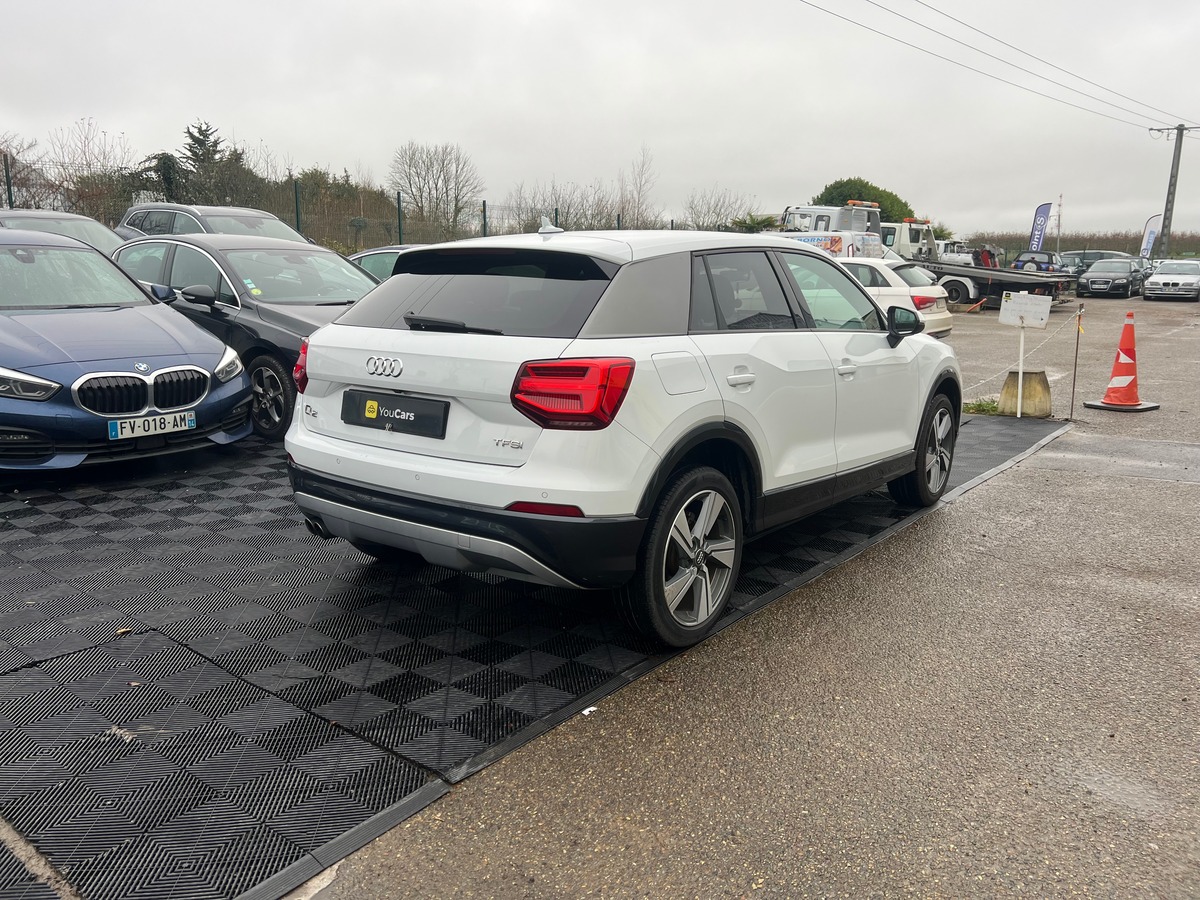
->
(890, 264, 936, 287)
(1, 216, 123, 255)
(1153, 261, 1200, 275)
(1088, 261, 1132, 273)
(0, 245, 149, 310)
(223, 249, 377, 303)
(336, 248, 617, 338)
(203, 215, 306, 241)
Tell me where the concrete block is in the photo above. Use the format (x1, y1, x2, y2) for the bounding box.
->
(998, 368, 1051, 418)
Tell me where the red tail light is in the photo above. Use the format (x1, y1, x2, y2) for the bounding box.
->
(911, 294, 938, 310)
(294, 338, 309, 393)
(511, 357, 635, 429)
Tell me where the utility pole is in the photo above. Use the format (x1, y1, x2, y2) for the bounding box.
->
(1149, 123, 1200, 258)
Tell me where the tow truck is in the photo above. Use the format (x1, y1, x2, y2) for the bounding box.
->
(887, 219, 1073, 308)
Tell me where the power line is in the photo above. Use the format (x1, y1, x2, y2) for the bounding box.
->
(908, 0, 1200, 127)
(793, 0, 1153, 130)
(858, 0, 1177, 128)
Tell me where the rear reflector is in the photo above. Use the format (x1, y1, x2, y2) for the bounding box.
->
(511, 357, 635, 429)
(505, 501, 585, 517)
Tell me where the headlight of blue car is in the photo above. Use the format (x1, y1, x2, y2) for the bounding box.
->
(214, 345, 244, 383)
(0, 365, 61, 401)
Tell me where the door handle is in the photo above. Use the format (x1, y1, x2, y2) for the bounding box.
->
(836, 364, 857, 377)
(726, 373, 756, 386)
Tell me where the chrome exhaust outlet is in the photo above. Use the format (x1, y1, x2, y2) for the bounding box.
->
(303, 516, 332, 539)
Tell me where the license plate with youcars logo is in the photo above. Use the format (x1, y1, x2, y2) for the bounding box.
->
(107, 411, 196, 440)
(341, 390, 448, 439)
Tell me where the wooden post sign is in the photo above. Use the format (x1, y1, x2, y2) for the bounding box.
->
(999, 291, 1053, 418)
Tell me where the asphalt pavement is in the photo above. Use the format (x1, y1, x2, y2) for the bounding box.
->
(290, 294, 1200, 900)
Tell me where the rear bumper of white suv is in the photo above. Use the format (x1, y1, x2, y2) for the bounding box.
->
(288, 462, 647, 590)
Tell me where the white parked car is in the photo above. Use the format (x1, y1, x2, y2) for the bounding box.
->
(841, 257, 954, 339)
(1142, 259, 1200, 301)
(285, 230, 962, 647)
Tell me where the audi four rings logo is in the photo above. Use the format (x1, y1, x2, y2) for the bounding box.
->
(365, 356, 403, 377)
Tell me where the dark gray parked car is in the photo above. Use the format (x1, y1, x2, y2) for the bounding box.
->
(112, 234, 378, 439)
(114, 203, 306, 243)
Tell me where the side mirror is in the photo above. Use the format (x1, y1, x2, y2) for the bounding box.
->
(887, 305, 925, 347)
(147, 283, 176, 303)
(180, 284, 217, 306)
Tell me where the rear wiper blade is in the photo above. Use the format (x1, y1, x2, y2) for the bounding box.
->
(314, 299, 355, 306)
(403, 314, 502, 335)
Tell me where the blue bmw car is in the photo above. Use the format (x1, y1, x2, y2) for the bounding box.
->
(0, 230, 253, 470)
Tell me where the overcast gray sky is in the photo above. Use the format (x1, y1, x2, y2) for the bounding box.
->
(5, 0, 1200, 237)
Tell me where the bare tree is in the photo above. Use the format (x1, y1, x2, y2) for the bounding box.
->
(388, 142, 484, 240)
(502, 177, 620, 233)
(616, 145, 664, 229)
(683, 186, 755, 231)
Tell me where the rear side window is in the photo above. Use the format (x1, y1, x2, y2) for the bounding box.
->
(337, 248, 618, 338)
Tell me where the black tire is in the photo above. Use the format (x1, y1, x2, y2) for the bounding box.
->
(617, 466, 742, 648)
(246, 354, 296, 441)
(888, 394, 956, 508)
(944, 280, 970, 304)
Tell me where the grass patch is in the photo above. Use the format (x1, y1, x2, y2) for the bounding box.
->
(963, 397, 1000, 415)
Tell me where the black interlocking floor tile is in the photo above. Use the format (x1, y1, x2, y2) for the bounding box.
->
(0, 419, 1066, 898)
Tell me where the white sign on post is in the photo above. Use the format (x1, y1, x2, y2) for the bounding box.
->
(999, 291, 1052, 330)
(998, 291, 1053, 418)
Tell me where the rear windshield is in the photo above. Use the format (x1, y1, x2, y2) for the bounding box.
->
(890, 264, 935, 287)
(335, 248, 618, 338)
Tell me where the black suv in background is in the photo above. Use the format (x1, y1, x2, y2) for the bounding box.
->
(114, 204, 306, 243)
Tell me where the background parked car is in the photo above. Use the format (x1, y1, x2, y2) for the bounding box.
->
(113, 203, 306, 243)
(841, 257, 953, 338)
(112, 234, 378, 439)
(0, 209, 125, 255)
(348, 245, 415, 281)
(286, 230, 961, 648)
(1076, 259, 1144, 297)
(0, 230, 252, 470)
(1142, 259, 1200, 301)
(1060, 249, 1131, 276)
(1011, 250, 1065, 272)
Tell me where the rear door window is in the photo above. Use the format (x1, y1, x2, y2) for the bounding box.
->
(336, 248, 617, 338)
(700, 251, 797, 331)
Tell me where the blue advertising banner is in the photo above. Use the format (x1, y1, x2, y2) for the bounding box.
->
(1140, 214, 1162, 258)
(1028, 202, 1053, 251)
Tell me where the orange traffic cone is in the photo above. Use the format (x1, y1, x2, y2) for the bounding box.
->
(1084, 311, 1159, 412)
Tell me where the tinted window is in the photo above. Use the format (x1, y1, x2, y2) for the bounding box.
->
(891, 264, 936, 287)
(115, 243, 169, 284)
(843, 262, 887, 288)
(355, 251, 399, 281)
(171, 213, 204, 235)
(779, 252, 883, 331)
(126, 211, 146, 229)
(1, 246, 149, 310)
(703, 252, 796, 331)
(1088, 261, 1132, 273)
(689, 255, 719, 332)
(337, 248, 616, 338)
(142, 211, 175, 235)
(170, 245, 237, 304)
